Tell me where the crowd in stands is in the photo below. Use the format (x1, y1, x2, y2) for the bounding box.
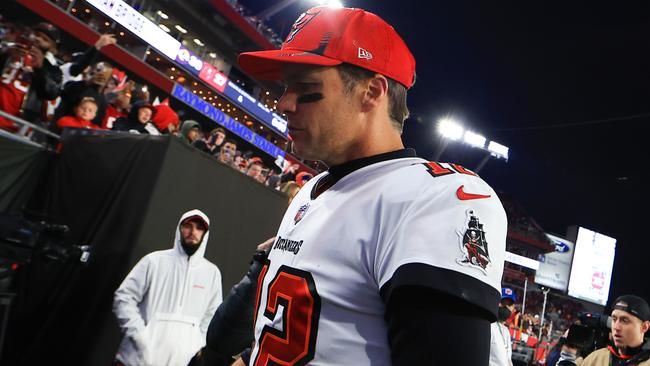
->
(225, 0, 285, 47)
(501, 193, 555, 246)
(0, 17, 312, 195)
(502, 285, 585, 343)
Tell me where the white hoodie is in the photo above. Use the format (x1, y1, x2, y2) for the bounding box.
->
(113, 209, 223, 366)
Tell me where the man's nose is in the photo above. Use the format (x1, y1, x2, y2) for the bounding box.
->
(277, 92, 297, 115)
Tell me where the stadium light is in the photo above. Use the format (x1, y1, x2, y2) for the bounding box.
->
(488, 141, 509, 160)
(316, 0, 344, 7)
(194, 38, 205, 46)
(435, 115, 510, 170)
(463, 131, 486, 148)
(438, 118, 464, 141)
(175, 25, 188, 34)
(158, 24, 171, 33)
(156, 10, 169, 20)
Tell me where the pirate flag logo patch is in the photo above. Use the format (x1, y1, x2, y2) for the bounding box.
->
(285, 8, 321, 44)
(456, 209, 491, 274)
(294, 203, 310, 225)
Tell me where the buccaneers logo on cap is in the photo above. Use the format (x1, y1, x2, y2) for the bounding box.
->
(456, 209, 491, 274)
(285, 8, 321, 44)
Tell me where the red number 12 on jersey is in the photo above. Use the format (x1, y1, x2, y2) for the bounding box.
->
(253, 264, 321, 366)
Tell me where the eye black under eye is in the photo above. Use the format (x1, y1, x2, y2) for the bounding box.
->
(288, 82, 320, 92)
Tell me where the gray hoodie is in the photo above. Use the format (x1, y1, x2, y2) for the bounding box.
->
(113, 209, 222, 366)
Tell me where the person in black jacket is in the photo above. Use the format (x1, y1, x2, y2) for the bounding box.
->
(206, 237, 274, 366)
(59, 33, 116, 85)
(53, 61, 112, 128)
(0, 22, 62, 132)
(112, 100, 160, 135)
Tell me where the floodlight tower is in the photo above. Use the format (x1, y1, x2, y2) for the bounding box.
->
(435, 117, 509, 173)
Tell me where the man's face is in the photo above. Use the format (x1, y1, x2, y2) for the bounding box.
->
(277, 65, 362, 165)
(115, 91, 131, 109)
(187, 128, 199, 142)
(611, 309, 650, 351)
(137, 107, 152, 124)
(75, 102, 98, 122)
(500, 298, 515, 313)
(104, 78, 118, 94)
(33, 31, 55, 52)
(214, 132, 225, 146)
(91, 63, 113, 87)
(180, 220, 206, 247)
(220, 142, 236, 161)
(247, 163, 262, 178)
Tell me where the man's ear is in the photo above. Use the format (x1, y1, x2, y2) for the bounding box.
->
(360, 74, 389, 112)
(642, 320, 650, 334)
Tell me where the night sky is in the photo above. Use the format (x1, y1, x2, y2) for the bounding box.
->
(242, 0, 650, 305)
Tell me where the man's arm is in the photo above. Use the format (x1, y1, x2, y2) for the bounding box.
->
(385, 285, 491, 365)
(113, 256, 151, 339)
(31, 51, 62, 101)
(200, 269, 224, 338)
(69, 34, 116, 76)
(205, 238, 274, 364)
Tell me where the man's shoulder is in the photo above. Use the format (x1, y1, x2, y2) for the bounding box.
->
(376, 158, 491, 185)
(582, 347, 610, 365)
(199, 258, 221, 274)
(375, 159, 499, 204)
(142, 249, 176, 261)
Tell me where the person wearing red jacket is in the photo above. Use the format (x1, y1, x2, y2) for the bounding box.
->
(55, 96, 102, 130)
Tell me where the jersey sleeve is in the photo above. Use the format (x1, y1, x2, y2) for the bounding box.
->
(375, 172, 507, 320)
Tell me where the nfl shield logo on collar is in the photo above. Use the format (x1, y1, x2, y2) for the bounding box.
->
(294, 203, 310, 224)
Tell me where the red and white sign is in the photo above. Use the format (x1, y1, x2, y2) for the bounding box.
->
(199, 63, 228, 93)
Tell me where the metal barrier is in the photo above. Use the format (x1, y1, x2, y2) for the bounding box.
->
(0, 109, 60, 141)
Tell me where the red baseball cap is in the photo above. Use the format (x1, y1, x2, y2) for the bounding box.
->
(181, 215, 209, 231)
(238, 6, 416, 89)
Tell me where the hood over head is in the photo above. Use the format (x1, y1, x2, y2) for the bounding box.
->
(174, 209, 210, 262)
(180, 120, 201, 139)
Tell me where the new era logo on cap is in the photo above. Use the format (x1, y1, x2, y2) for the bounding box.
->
(358, 47, 373, 60)
(238, 6, 416, 89)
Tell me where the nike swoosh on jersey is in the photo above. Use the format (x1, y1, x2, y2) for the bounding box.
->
(456, 185, 491, 200)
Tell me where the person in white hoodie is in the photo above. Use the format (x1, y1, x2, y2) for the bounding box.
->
(113, 209, 223, 366)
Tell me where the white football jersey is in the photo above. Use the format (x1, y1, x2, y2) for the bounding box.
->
(250, 150, 507, 365)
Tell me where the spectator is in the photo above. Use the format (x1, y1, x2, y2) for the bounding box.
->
(279, 181, 300, 205)
(265, 169, 281, 189)
(280, 163, 299, 183)
(55, 96, 102, 130)
(246, 159, 265, 183)
(552, 325, 588, 366)
(232, 152, 248, 173)
(0, 22, 62, 131)
(129, 83, 150, 104)
(112, 100, 159, 135)
(179, 119, 201, 144)
(205, 237, 275, 366)
(113, 210, 222, 366)
(216, 138, 237, 165)
(210, 127, 226, 150)
(194, 127, 226, 154)
(54, 61, 112, 127)
(102, 87, 131, 129)
(295, 171, 314, 187)
(59, 33, 116, 86)
(490, 288, 515, 366)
